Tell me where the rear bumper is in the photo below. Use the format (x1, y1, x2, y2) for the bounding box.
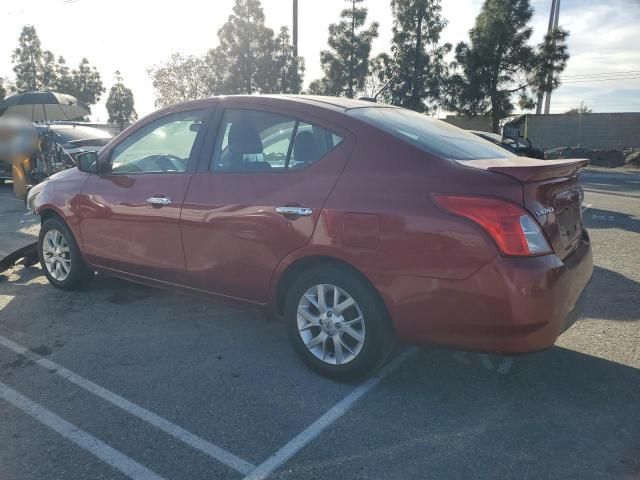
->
(380, 233, 593, 354)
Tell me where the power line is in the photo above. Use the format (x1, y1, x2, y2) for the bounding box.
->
(561, 76, 640, 84)
(562, 71, 640, 80)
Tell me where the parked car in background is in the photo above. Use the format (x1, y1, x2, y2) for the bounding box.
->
(30, 95, 593, 380)
(1, 121, 114, 199)
(470, 130, 545, 159)
(36, 122, 113, 163)
(0, 162, 11, 184)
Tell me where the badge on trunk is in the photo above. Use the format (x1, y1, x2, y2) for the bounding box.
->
(535, 207, 555, 217)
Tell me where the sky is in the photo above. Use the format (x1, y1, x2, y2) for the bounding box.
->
(2, 0, 639, 122)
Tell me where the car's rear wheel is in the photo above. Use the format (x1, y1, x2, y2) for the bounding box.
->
(285, 265, 394, 381)
(39, 217, 93, 290)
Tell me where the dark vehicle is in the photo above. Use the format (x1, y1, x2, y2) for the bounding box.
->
(30, 95, 592, 380)
(36, 123, 113, 163)
(470, 130, 545, 159)
(1, 122, 113, 199)
(0, 162, 10, 183)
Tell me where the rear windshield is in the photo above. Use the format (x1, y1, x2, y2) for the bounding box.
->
(348, 107, 514, 160)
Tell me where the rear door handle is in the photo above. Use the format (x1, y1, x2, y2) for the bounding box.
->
(275, 206, 313, 217)
(146, 196, 172, 206)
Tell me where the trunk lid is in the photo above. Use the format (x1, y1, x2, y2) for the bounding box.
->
(457, 157, 589, 259)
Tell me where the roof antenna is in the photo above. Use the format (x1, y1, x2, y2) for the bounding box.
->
(358, 73, 398, 103)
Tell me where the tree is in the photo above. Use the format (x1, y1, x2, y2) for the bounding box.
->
(106, 71, 137, 129)
(312, 0, 379, 98)
(53, 56, 74, 94)
(148, 54, 210, 107)
(382, 0, 451, 112)
(531, 27, 570, 111)
(12, 25, 44, 91)
(274, 26, 304, 94)
(66, 58, 105, 105)
(307, 78, 331, 95)
(565, 101, 592, 115)
(446, 0, 538, 132)
(0, 78, 6, 101)
(213, 0, 278, 94)
(363, 52, 393, 100)
(11, 25, 105, 105)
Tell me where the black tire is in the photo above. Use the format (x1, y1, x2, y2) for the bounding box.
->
(38, 217, 93, 290)
(285, 264, 395, 381)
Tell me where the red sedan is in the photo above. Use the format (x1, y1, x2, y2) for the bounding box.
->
(31, 96, 593, 380)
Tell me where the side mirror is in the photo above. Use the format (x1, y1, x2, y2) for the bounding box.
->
(76, 151, 99, 173)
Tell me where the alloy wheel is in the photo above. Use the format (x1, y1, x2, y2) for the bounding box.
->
(297, 283, 366, 365)
(42, 229, 71, 281)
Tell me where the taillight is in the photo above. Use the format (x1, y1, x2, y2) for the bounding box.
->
(433, 195, 552, 257)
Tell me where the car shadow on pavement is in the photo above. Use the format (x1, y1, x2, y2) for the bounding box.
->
(582, 175, 640, 194)
(582, 266, 640, 322)
(282, 346, 640, 480)
(584, 207, 640, 234)
(2, 265, 639, 479)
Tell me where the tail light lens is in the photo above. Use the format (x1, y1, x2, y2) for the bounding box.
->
(433, 195, 552, 256)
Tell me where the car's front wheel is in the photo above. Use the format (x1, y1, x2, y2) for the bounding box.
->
(39, 217, 93, 290)
(285, 265, 394, 381)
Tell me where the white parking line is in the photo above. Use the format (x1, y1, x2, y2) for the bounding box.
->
(243, 347, 418, 480)
(0, 334, 256, 475)
(0, 381, 165, 480)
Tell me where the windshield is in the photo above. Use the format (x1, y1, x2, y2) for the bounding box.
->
(348, 107, 514, 160)
(52, 126, 113, 143)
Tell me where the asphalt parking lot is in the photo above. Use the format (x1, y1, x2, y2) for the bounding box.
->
(0, 170, 639, 480)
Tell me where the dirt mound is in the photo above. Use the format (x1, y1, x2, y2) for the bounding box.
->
(545, 147, 626, 167)
(623, 148, 640, 168)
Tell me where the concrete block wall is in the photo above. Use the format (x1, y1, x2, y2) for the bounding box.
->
(443, 113, 640, 150)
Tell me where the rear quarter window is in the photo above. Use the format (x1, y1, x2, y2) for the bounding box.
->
(348, 107, 514, 161)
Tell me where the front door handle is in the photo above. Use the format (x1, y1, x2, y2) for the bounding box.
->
(275, 206, 313, 217)
(146, 196, 172, 206)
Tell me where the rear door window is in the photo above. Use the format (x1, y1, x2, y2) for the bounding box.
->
(211, 109, 343, 172)
(348, 107, 514, 160)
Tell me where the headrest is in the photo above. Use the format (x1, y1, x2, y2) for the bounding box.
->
(228, 122, 263, 154)
(293, 131, 319, 164)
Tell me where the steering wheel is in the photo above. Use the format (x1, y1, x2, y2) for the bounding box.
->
(153, 154, 185, 172)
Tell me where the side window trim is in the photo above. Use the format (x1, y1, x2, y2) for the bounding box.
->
(284, 121, 299, 170)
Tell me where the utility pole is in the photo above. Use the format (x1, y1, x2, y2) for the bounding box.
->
(537, 0, 557, 114)
(543, 0, 561, 114)
(293, 0, 298, 58)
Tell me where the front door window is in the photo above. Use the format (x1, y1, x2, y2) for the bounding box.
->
(110, 110, 205, 174)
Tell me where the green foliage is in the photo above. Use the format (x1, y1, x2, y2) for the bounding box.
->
(446, 0, 534, 132)
(0, 78, 6, 101)
(307, 78, 331, 95)
(312, 0, 379, 98)
(151, 0, 305, 104)
(363, 52, 393, 100)
(530, 27, 570, 101)
(446, 0, 569, 132)
(384, 0, 451, 112)
(12, 26, 43, 91)
(64, 58, 105, 105)
(148, 54, 210, 108)
(53, 56, 74, 94)
(106, 71, 137, 129)
(565, 101, 592, 115)
(10, 25, 105, 105)
(274, 27, 304, 94)
(213, 0, 278, 94)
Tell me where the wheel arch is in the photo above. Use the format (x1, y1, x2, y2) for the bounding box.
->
(39, 207, 65, 224)
(273, 254, 391, 325)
